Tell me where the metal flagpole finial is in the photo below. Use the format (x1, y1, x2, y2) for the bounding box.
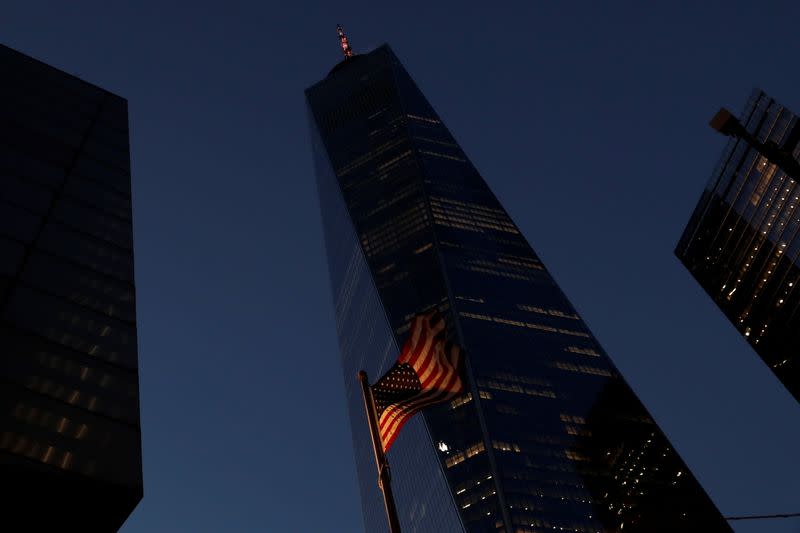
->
(337, 24, 354, 58)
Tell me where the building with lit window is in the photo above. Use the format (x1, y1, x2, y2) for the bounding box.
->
(308, 39, 732, 532)
(676, 90, 800, 405)
(0, 44, 142, 530)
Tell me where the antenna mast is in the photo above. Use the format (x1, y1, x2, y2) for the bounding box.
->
(337, 25, 354, 58)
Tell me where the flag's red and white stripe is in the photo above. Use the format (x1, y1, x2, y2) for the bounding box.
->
(376, 312, 464, 451)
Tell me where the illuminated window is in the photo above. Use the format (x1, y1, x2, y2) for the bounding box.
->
(445, 442, 486, 468)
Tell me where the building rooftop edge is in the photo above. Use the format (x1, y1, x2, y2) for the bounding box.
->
(0, 42, 126, 101)
(304, 43, 392, 95)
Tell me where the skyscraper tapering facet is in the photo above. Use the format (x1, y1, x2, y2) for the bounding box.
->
(308, 43, 731, 532)
(0, 44, 142, 530)
(677, 89, 800, 404)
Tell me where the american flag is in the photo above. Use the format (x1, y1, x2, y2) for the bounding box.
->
(371, 310, 465, 452)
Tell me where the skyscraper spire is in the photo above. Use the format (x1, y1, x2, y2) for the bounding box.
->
(337, 24, 354, 58)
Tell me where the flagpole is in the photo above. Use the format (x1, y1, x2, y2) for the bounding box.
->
(358, 371, 402, 533)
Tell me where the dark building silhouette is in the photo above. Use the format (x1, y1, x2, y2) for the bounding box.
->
(677, 89, 800, 404)
(308, 42, 731, 532)
(0, 44, 142, 530)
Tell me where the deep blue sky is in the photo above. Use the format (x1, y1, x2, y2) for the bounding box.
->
(4, 2, 800, 532)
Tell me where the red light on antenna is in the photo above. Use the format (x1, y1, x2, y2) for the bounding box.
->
(337, 24, 354, 58)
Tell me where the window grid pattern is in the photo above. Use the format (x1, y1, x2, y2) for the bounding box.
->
(677, 89, 800, 403)
(0, 43, 142, 530)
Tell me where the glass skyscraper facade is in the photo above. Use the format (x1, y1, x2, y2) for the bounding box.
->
(308, 44, 731, 532)
(0, 45, 142, 530)
(677, 89, 800, 404)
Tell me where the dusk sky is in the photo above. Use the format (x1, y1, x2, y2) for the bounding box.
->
(4, 2, 800, 532)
